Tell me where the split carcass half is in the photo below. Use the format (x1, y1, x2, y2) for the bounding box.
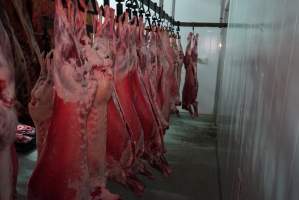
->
(28, 1, 118, 199)
(109, 15, 147, 195)
(93, 8, 145, 195)
(182, 32, 199, 117)
(176, 37, 184, 105)
(136, 22, 171, 176)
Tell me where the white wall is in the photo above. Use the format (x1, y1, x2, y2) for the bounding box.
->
(217, 0, 299, 199)
(175, 0, 221, 22)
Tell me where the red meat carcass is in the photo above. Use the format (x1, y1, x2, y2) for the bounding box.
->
(109, 15, 146, 194)
(28, 1, 118, 199)
(182, 32, 199, 117)
(176, 37, 184, 105)
(135, 19, 171, 176)
(92, 8, 144, 195)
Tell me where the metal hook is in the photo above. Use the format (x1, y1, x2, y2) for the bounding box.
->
(104, 0, 110, 6)
(132, 0, 139, 17)
(151, 3, 158, 27)
(145, 0, 151, 15)
(138, 0, 145, 17)
(61, 0, 68, 8)
(125, 0, 133, 19)
(86, 0, 99, 15)
(116, 0, 124, 17)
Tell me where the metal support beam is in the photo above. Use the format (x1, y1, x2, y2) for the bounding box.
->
(159, 0, 164, 10)
(175, 21, 228, 28)
(214, 0, 230, 121)
(171, 0, 176, 19)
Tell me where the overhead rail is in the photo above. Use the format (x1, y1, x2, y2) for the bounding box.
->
(174, 21, 228, 28)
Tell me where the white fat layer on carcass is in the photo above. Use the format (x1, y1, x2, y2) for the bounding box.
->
(113, 36, 138, 80)
(86, 31, 115, 189)
(53, 56, 85, 102)
(64, 104, 91, 199)
(67, 175, 90, 200)
(176, 38, 184, 64)
(29, 55, 54, 159)
(53, 37, 113, 105)
(87, 105, 108, 186)
(93, 37, 114, 68)
(186, 32, 193, 56)
(53, 56, 99, 105)
(53, 3, 92, 103)
(51, 2, 118, 198)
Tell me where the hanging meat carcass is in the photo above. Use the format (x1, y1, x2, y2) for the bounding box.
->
(154, 29, 179, 123)
(107, 15, 147, 194)
(113, 15, 145, 168)
(92, 8, 145, 195)
(171, 34, 185, 109)
(28, 1, 118, 199)
(145, 29, 172, 129)
(182, 32, 199, 117)
(28, 52, 54, 158)
(28, 0, 175, 198)
(135, 18, 171, 176)
(145, 31, 169, 130)
(176, 36, 184, 104)
(0, 18, 18, 200)
(169, 35, 181, 115)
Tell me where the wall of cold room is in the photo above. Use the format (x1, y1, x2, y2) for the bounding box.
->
(97, 0, 223, 115)
(217, 0, 299, 200)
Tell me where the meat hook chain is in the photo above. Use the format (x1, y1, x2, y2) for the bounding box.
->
(131, 0, 139, 17)
(116, 0, 125, 17)
(138, 0, 145, 18)
(86, 0, 99, 15)
(176, 21, 181, 39)
(104, 0, 110, 6)
(144, 0, 152, 30)
(151, 3, 157, 27)
(138, 0, 174, 26)
(125, 0, 133, 19)
(157, 6, 163, 27)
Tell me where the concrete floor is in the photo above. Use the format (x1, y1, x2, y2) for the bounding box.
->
(16, 112, 219, 200)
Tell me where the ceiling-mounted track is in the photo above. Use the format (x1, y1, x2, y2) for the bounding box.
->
(174, 21, 228, 28)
